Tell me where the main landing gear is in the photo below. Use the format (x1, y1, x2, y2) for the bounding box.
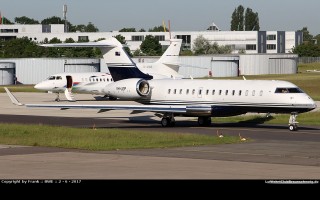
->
(161, 114, 176, 127)
(197, 116, 212, 126)
(288, 112, 299, 131)
(55, 93, 60, 102)
(160, 115, 212, 127)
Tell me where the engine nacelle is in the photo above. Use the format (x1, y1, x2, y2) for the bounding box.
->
(103, 78, 150, 99)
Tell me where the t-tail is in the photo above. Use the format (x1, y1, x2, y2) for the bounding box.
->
(155, 39, 182, 73)
(101, 38, 153, 81)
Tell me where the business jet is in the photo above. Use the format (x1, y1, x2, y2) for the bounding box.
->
(35, 38, 183, 101)
(5, 38, 317, 131)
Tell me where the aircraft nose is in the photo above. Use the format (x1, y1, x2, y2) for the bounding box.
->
(34, 82, 46, 90)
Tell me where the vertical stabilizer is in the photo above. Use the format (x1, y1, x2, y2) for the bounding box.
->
(101, 38, 153, 81)
(156, 39, 182, 72)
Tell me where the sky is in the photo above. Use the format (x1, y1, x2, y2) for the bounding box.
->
(1, 0, 320, 35)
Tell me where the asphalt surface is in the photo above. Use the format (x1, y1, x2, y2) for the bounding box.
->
(0, 92, 319, 180)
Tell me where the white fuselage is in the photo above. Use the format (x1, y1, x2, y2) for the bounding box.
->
(105, 79, 316, 116)
(34, 72, 113, 95)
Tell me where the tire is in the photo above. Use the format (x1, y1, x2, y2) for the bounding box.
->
(198, 117, 205, 126)
(161, 118, 169, 127)
(289, 124, 297, 131)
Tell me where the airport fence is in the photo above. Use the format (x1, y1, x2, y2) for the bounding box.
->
(298, 57, 320, 64)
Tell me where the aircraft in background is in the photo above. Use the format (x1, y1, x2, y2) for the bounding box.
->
(35, 38, 183, 101)
(5, 37, 316, 131)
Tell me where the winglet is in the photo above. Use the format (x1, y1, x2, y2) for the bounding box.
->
(4, 87, 24, 106)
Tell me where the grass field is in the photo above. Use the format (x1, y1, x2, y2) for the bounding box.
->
(0, 123, 242, 151)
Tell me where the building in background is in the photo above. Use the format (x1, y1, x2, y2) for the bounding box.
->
(0, 23, 303, 54)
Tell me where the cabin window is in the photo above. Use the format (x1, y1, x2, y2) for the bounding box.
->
(259, 90, 263, 96)
(252, 90, 255, 96)
(186, 89, 189, 95)
(212, 90, 215, 95)
(239, 90, 242, 96)
(225, 90, 228, 95)
(192, 89, 195, 95)
(48, 76, 55, 80)
(219, 90, 222, 95)
(111, 78, 113, 82)
(206, 89, 209, 95)
(173, 89, 177, 94)
(179, 89, 183, 94)
(245, 90, 249, 96)
(232, 90, 235, 96)
(103, 78, 105, 82)
(96, 78, 98, 82)
(100, 78, 102, 82)
(199, 90, 202, 95)
(168, 89, 171, 94)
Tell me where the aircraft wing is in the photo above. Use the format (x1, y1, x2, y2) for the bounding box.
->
(40, 40, 116, 48)
(4, 87, 198, 114)
(25, 104, 187, 114)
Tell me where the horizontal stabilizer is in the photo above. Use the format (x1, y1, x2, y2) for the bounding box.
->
(40, 40, 116, 48)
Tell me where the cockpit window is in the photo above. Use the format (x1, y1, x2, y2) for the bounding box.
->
(48, 76, 55, 80)
(275, 88, 304, 93)
(56, 76, 62, 80)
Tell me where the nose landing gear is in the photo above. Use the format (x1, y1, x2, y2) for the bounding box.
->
(288, 112, 298, 131)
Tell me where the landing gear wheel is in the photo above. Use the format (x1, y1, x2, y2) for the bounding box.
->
(161, 117, 175, 127)
(161, 118, 170, 127)
(289, 124, 298, 131)
(198, 117, 211, 126)
(55, 98, 60, 102)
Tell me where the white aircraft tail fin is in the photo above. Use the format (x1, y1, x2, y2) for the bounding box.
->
(64, 88, 76, 102)
(156, 39, 182, 72)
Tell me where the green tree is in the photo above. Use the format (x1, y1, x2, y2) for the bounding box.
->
(133, 49, 143, 56)
(41, 16, 64, 24)
(244, 8, 259, 31)
(119, 28, 136, 32)
(193, 35, 232, 55)
(298, 27, 313, 42)
(138, 28, 146, 32)
(85, 22, 99, 32)
(192, 35, 211, 54)
(74, 24, 86, 32)
(230, 5, 244, 31)
(148, 25, 167, 32)
(292, 43, 320, 57)
(231, 5, 259, 31)
(15, 16, 39, 24)
(1, 37, 41, 58)
(140, 35, 162, 56)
